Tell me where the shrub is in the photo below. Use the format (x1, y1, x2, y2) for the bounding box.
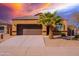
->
(72, 35, 79, 40)
(75, 35, 79, 38)
(61, 33, 66, 37)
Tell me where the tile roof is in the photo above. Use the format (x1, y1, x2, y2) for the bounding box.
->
(0, 20, 9, 25)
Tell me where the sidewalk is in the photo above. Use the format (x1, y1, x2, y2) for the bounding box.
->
(0, 47, 79, 56)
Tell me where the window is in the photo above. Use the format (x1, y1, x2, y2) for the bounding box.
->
(56, 23, 62, 31)
(0, 26, 4, 33)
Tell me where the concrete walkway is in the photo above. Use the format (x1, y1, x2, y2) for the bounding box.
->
(0, 35, 79, 56)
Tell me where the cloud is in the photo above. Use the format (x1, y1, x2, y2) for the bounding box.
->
(0, 4, 13, 23)
(1, 3, 79, 26)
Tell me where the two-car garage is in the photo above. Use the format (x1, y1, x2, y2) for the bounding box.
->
(17, 24, 42, 35)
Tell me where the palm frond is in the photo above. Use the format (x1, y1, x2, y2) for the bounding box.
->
(38, 11, 62, 26)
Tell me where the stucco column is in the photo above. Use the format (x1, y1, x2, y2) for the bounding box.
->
(62, 20, 68, 36)
(9, 25, 12, 36)
(42, 25, 47, 35)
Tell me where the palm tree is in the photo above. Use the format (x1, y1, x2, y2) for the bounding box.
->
(38, 11, 62, 39)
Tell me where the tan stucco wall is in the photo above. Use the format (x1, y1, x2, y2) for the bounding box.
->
(13, 19, 39, 24)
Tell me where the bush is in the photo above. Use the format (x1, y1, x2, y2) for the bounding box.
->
(61, 33, 66, 37)
(72, 35, 79, 40)
(75, 35, 79, 38)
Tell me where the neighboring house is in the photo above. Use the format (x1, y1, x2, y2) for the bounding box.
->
(0, 20, 11, 39)
(12, 16, 68, 36)
(0, 20, 11, 34)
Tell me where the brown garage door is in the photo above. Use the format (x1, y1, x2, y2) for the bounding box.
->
(17, 24, 42, 35)
(23, 29, 42, 35)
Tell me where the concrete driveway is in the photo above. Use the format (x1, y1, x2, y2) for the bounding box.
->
(0, 35, 45, 55)
(0, 35, 45, 48)
(0, 35, 79, 56)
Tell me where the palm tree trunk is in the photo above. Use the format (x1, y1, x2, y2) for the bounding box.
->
(49, 25, 54, 39)
(46, 25, 49, 35)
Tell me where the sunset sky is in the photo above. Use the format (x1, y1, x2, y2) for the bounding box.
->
(0, 3, 79, 27)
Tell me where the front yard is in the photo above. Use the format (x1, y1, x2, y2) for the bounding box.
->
(44, 36, 79, 47)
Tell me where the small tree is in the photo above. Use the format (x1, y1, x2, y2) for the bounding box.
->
(38, 11, 62, 39)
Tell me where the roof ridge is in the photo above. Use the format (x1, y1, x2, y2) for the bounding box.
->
(13, 16, 39, 20)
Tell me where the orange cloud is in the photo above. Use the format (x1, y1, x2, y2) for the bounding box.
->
(13, 3, 52, 17)
(30, 3, 52, 15)
(1, 3, 53, 17)
(2, 3, 23, 17)
(3, 3, 23, 11)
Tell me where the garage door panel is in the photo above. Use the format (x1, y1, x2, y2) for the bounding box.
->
(23, 29, 42, 35)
